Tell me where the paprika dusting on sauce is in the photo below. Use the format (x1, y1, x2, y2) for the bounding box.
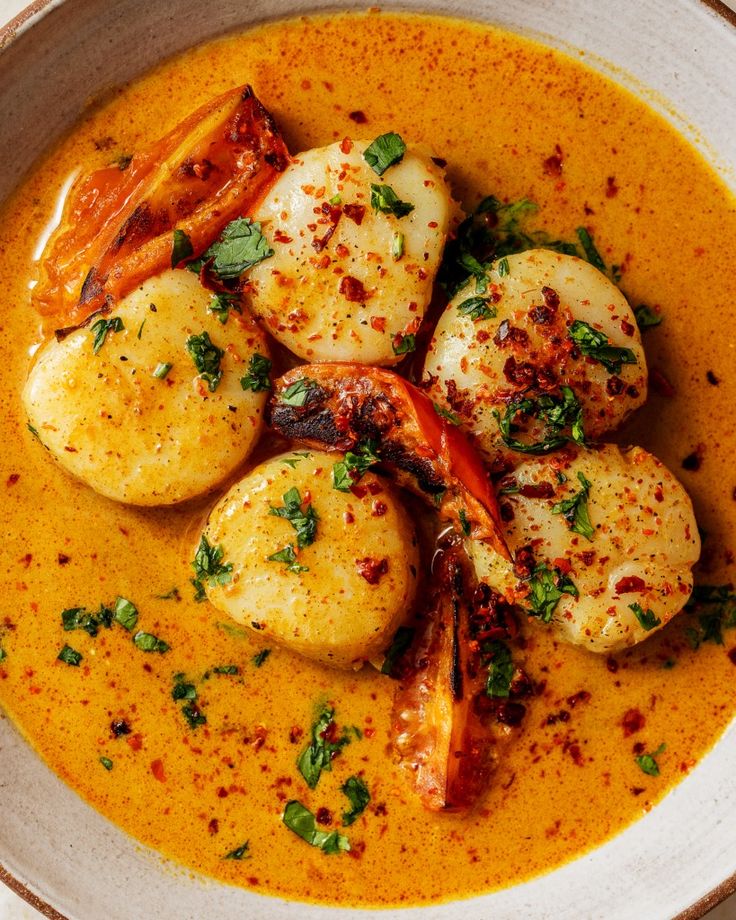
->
(0, 9, 735, 911)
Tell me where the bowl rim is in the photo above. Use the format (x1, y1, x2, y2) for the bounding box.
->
(1, 0, 735, 918)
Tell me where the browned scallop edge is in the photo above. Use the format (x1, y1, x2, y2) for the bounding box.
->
(0, 0, 734, 918)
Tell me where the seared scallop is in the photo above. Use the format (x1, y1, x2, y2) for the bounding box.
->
(468, 444, 700, 653)
(246, 137, 453, 365)
(424, 249, 647, 467)
(23, 269, 270, 505)
(200, 450, 419, 668)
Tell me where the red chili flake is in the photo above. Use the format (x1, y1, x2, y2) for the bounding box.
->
(620, 319, 635, 337)
(614, 575, 647, 594)
(622, 708, 646, 737)
(58, 553, 71, 565)
(605, 375, 624, 397)
(315, 807, 332, 825)
(208, 818, 219, 835)
(503, 356, 538, 388)
(127, 733, 143, 752)
(567, 742, 584, 766)
(370, 316, 386, 333)
(706, 370, 720, 386)
(343, 203, 365, 225)
(681, 445, 704, 472)
(151, 759, 166, 783)
(654, 485, 664, 503)
(340, 137, 353, 154)
(495, 701, 526, 727)
(499, 501, 515, 522)
(542, 286, 560, 309)
(273, 230, 293, 244)
(343, 511, 355, 525)
(494, 320, 530, 348)
(728, 648, 736, 665)
(606, 657, 619, 674)
(649, 367, 676, 397)
(355, 557, 389, 585)
(605, 176, 619, 198)
(578, 550, 596, 567)
(543, 146, 563, 177)
(632, 741, 646, 755)
(6, 473, 19, 486)
(567, 690, 591, 708)
(519, 481, 555, 499)
(217, 787, 228, 798)
(530, 304, 555, 325)
(348, 110, 367, 124)
(371, 500, 387, 517)
(554, 557, 573, 575)
(289, 726, 303, 744)
(339, 275, 370, 302)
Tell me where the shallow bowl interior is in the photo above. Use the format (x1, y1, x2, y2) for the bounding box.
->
(1, 1, 735, 918)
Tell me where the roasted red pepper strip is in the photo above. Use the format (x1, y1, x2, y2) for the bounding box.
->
(32, 85, 289, 329)
(268, 362, 510, 560)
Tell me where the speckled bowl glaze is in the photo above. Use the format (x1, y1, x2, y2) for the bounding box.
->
(1, 1, 735, 917)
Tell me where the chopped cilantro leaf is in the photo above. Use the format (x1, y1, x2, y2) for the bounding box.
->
(370, 183, 414, 218)
(171, 680, 197, 701)
(224, 840, 251, 860)
(252, 649, 271, 667)
(391, 231, 404, 261)
(213, 665, 240, 675)
(171, 228, 194, 267)
(457, 296, 497, 321)
(0, 647, 5, 664)
(191, 534, 233, 603)
(497, 257, 510, 277)
(113, 597, 139, 631)
(209, 292, 241, 324)
(494, 386, 585, 454)
(90, 316, 124, 354)
(635, 743, 665, 777)
(551, 471, 594, 541)
(203, 217, 273, 280)
(297, 704, 350, 788)
(634, 304, 663, 330)
(58, 644, 82, 666)
(484, 640, 514, 698)
(332, 441, 380, 491)
(433, 402, 461, 426)
(341, 775, 370, 826)
(569, 320, 637, 374)
(185, 331, 224, 392)
(281, 451, 312, 469)
(280, 378, 319, 407)
(182, 703, 206, 729)
(629, 602, 662, 632)
(133, 631, 169, 653)
(100, 756, 113, 771)
(283, 800, 350, 854)
(392, 332, 416, 355)
(527, 563, 578, 623)
(684, 586, 736, 649)
(269, 487, 318, 549)
(363, 132, 407, 175)
(267, 544, 308, 574)
(240, 353, 272, 392)
(575, 226, 606, 273)
(381, 625, 415, 676)
(458, 509, 471, 537)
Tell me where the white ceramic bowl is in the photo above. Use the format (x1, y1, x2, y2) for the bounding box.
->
(1, 1, 735, 917)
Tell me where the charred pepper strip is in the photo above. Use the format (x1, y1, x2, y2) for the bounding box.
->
(33, 85, 289, 329)
(267, 363, 510, 560)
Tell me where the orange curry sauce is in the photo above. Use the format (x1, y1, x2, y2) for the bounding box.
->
(0, 11, 735, 907)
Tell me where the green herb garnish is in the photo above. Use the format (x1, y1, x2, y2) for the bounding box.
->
(494, 386, 585, 454)
(58, 644, 82, 666)
(281, 451, 312, 469)
(152, 362, 172, 380)
(280, 378, 319, 407)
(363, 132, 407, 175)
(209, 292, 241, 324)
(551, 472, 594, 541)
(569, 320, 637, 374)
(100, 757, 113, 771)
(634, 304, 662, 329)
(629, 603, 662, 632)
(269, 487, 318, 549)
(132, 631, 170, 653)
(391, 231, 404, 261)
(186, 331, 224, 392)
(497, 257, 510, 277)
(171, 228, 194, 267)
(267, 544, 308, 574)
(224, 841, 251, 860)
(282, 800, 350, 854)
(458, 508, 471, 537)
(332, 441, 380, 491)
(527, 563, 578, 623)
(575, 227, 606, 273)
(240, 353, 272, 392)
(635, 743, 665, 777)
(457, 296, 497, 321)
(252, 649, 271, 668)
(370, 183, 414, 218)
(484, 640, 514, 698)
(91, 316, 124, 354)
(191, 535, 233, 602)
(203, 217, 273, 280)
(392, 332, 416, 355)
(341, 776, 371, 826)
(297, 704, 350, 789)
(113, 597, 138, 631)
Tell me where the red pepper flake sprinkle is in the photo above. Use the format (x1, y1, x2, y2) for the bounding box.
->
(340, 137, 353, 154)
(614, 575, 647, 594)
(620, 319, 635, 337)
(348, 110, 367, 124)
(273, 230, 293, 244)
(606, 176, 619, 198)
(370, 316, 387, 333)
(355, 557, 389, 585)
(6, 473, 19, 486)
(622, 708, 645, 736)
(343, 203, 366, 225)
(606, 657, 619, 674)
(339, 275, 370, 302)
(208, 818, 219, 835)
(151, 759, 166, 782)
(543, 146, 563, 177)
(315, 807, 332, 825)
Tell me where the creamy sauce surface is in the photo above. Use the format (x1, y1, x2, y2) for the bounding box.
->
(0, 11, 735, 907)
